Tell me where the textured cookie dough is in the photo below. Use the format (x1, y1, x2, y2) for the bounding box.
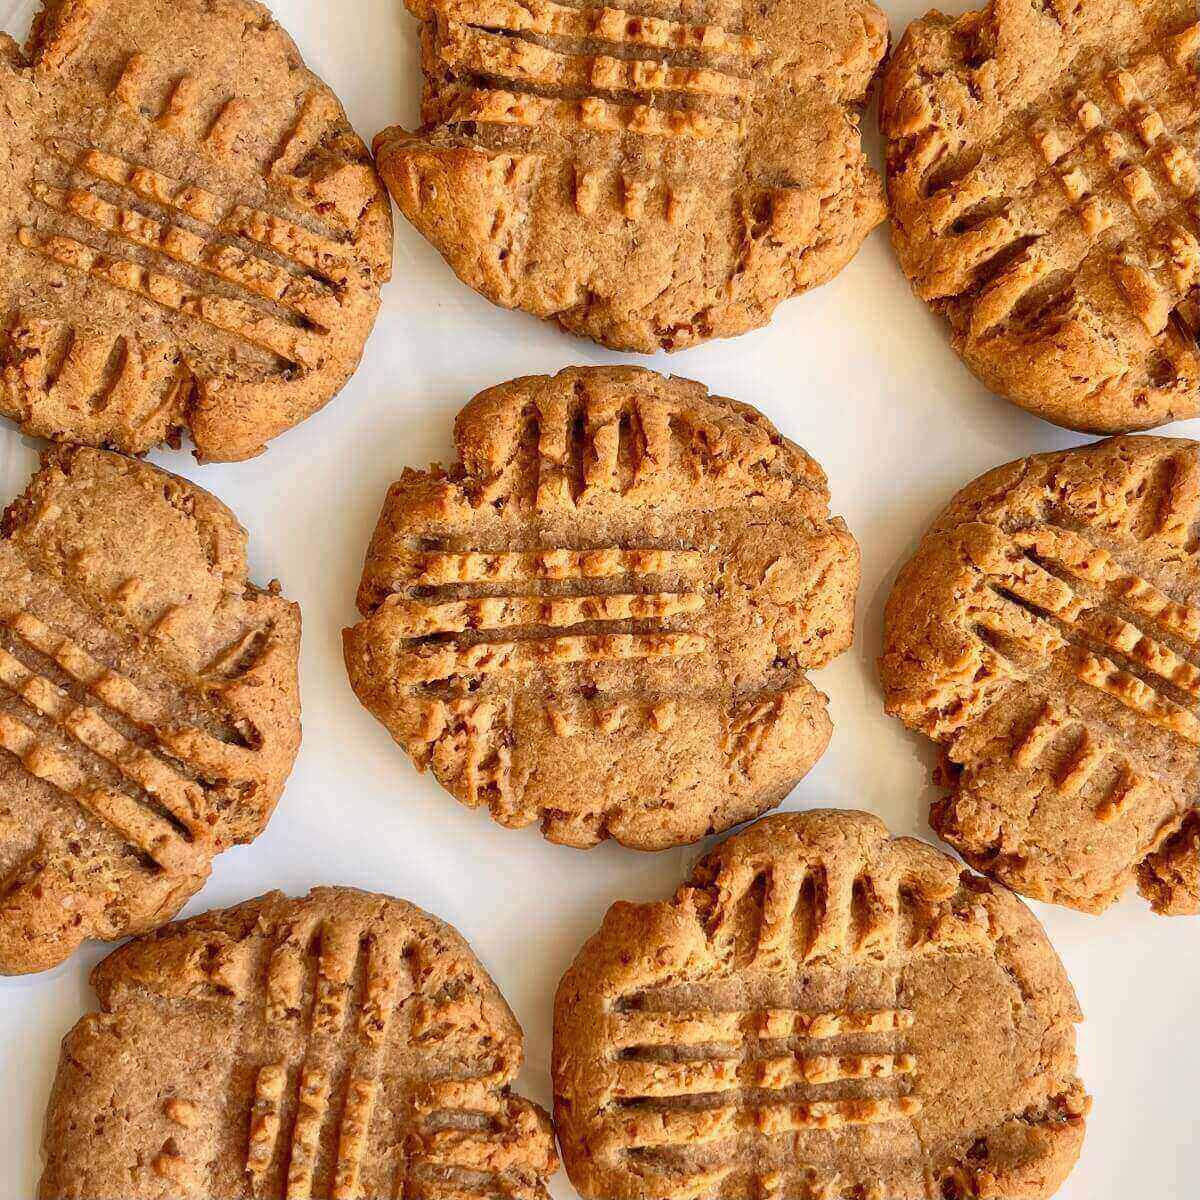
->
(0, 446, 300, 975)
(39, 887, 558, 1199)
(345, 366, 860, 850)
(881, 436, 1200, 914)
(375, 0, 887, 352)
(882, 0, 1200, 433)
(1, 0, 392, 461)
(553, 810, 1089, 1200)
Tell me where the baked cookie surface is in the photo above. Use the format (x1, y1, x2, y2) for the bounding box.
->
(0, 446, 300, 974)
(0, 0, 392, 461)
(883, 0, 1200, 433)
(881, 436, 1200, 914)
(553, 810, 1089, 1200)
(38, 886, 558, 1200)
(344, 366, 859, 850)
(375, 0, 887, 352)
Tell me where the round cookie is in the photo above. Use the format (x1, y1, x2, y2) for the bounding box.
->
(1, 0, 392, 461)
(0, 446, 300, 974)
(344, 366, 860, 850)
(374, 0, 887, 353)
(38, 887, 558, 1199)
(882, 0, 1200, 433)
(881, 436, 1200, 914)
(553, 810, 1089, 1200)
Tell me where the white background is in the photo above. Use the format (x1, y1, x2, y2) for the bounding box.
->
(1, 0, 1197, 1195)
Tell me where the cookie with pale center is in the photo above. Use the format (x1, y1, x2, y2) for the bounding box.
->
(345, 366, 859, 850)
(1, 0, 392, 460)
(553, 810, 1089, 1200)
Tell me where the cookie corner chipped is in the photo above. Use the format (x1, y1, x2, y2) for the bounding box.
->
(1, 0, 392, 462)
(553, 809, 1089, 1200)
(0, 444, 300, 975)
(38, 887, 558, 1200)
(881, 434, 1200, 915)
(345, 365, 860, 850)
(375, 0, 887, 352)
(882, 0, 1200, 434)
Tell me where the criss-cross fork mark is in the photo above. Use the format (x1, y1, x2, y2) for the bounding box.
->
(903, 17, 1200, 379)
(382, 546, 710, 688)
(231, 917, 548, 1200)
(598, 1004, 919, 1164)
(0, 607, 263, 875)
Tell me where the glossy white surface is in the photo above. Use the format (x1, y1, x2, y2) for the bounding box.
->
(0, 0, 1196, 1195)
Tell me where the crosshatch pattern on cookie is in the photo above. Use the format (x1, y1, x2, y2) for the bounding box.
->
(881, 436, 1200, 915)
(883, 0, 1200, 433)
(553, 812, 1089, 1200)
(373, 0, 887, 352)
(0, 0, 391, 461)
(0, 446, 300, 974)
(37, 888, 558, 1200)
(344, 367, 860, 850)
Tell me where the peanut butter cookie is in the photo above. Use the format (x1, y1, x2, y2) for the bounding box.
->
(39, 887, 558, 1199)
(345, 366, 859, 850)
(553, 810, 1089, 1200)
(881, 436, 1200, 914)
(1, 0, 392, 461)
(375, 0, 887, 352)
(883, 0, 1200, 433)
(0, 445, 300, 974)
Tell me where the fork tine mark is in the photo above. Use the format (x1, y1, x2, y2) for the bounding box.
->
(331, 1077, 379, 1200)
(420, 0, 760, 57)
(16, 229, 319, 368)
(396, 633, 707, 684)
(284, 1067, 331, 1198)
(0, 710, 202, 873)
(378, 592, 704, 636)
(31, 183, 333, 324)
(246, 1062, 287, 1189)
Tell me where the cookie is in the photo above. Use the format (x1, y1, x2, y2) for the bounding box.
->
(373, 0, 887, 352)
(344, 366, 859, 850)
(553, 810, 1089, 1200)
(0, 0, 392, 462)
(0, 445, 300, 974)
(882, 0, 1200, 433)
(38, 886, 558, 1200)
(881, 435, 1200, 915)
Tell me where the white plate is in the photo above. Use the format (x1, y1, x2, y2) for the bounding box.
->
(1, 1, 1197, 1196)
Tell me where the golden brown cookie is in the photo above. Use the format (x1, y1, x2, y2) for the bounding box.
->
(553, 810, 1089, 1200)
(344, 366, 860, 850)
(1, 0, 392, 461)
(0, 446, 300, 975)
(882, 0, 1200, 433)
(38, 886, 558, 1200)
(374, 0, 887, 352)
(881, 435, 1200, 915)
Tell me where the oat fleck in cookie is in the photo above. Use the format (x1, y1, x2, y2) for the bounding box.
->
(881, 436, 1200, 915)
(0, 0, 392, 461)
(553, 810, 1089, 1200)
(0, 446, 300, 975)
(38, 887, 558, 1199)
(374, 0, 887, 352)
(345, 367, 859, 849)
(882, 0, 1200, 433)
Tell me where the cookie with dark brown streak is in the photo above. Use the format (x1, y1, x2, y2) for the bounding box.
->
(881, 435, 1200, 914)
(38, 887, 558, 1199)
(882, 0, 1200, 433)
(0, 445, 300, 974)
(375, 0, 886, 352)
(1, 0, 392, 461)
(344, 366, 859, 850)
(553, 810, 1089, 1200)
